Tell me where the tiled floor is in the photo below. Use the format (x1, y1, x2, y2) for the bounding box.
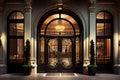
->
(0, 73, 120, 80)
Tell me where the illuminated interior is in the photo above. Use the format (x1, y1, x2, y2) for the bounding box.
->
(40, 14, 80, 35)
(9, 12, 24, 19)
(55, 20, 65, 34)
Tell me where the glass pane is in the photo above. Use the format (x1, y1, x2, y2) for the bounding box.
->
(9, 12, 24, 19)
(105, 12, 111, 19)
(48, 38, 58, 68)
(9, 23, 24, 36)
(97, 23, 104, 36)
(62, 38, 72, 68)
(9, 39, 24, 63)
(105, 23, 111, 36)
(46, 19, 74, 35)
(96, 39, 111, 64)
(97, 12, 104, 19)
(61, 14, 80, 35)
(97, 12, 111, 19)
(38, 37, 45, 64)
(96, 39, 104, 57)
(76, 37, 80, 64)
(105, 39, 111, 59)
(40, 14, 59, 35)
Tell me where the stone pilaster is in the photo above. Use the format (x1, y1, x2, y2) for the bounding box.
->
(24, 0, 37, 75)
(118, 7, 120, 65)
(83, 0, 96, 74)
(114, 7, 120, 74)
(89, 0, 96, 65)
(89, 0, 96, 42)
(24, 2, 32, 42)
(0, 6, 7, 74)
(89, 0, 96, 63)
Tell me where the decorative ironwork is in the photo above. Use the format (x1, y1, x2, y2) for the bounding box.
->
(47, 38, 72, 69)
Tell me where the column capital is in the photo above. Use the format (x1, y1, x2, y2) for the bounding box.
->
(90, 0, 96, 7)
(24, 6, 32, 12)
(57, 0, 63, 3)
(89, 7, 95, 13)
(25, 0, 32, 6)
(89, 0, 96, 12)
(24, 0, 32, 12)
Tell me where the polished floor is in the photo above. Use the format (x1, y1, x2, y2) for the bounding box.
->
(0, 73, 120, 80)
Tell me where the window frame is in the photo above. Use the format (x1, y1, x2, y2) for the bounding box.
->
(96, 11, 113, 64)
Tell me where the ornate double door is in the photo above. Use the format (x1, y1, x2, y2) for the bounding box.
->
(46, 37, 74, 72)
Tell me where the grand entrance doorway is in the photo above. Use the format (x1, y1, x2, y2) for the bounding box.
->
(37, 10, 83, 73)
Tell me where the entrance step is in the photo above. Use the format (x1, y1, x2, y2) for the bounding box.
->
(43, 73, 78, 77)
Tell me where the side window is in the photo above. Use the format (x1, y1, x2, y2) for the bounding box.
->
(8, 11, 24, 63)
(96, 11, 113, 64)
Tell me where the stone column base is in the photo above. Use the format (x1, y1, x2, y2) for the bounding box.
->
(114, 64, 120, 74)
(83, 65, 88, 75)
(83, 59, 90, 75)
(31, 64, 37, 75)
(30, 60, 37, 75)
(0, 64, 7, 74)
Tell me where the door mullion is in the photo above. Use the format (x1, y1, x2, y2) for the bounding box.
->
(58, 38, 62, 51)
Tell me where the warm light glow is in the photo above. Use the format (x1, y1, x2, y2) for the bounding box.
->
(55, 24, 65, 32)
(0, 34, 1, 46)
(0, 34, 2, 46)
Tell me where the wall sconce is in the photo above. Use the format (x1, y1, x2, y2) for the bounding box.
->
(0, 34, 1, 46)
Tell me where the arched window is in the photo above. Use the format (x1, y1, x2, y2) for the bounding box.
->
(96, 11, 113, 72)
(7, 11, 24, 72)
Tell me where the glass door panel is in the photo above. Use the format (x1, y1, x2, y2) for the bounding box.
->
(48, 38, 58, 69)
(62, 38, 72, 69)
(47, 38, 73, 70)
